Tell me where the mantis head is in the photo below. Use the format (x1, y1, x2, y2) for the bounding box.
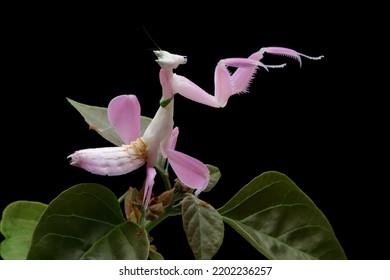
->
(154, 50, 187, 70)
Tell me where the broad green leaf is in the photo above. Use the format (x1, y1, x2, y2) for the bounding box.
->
(27, 183, 149, 260)
(148, 247, 164, 260)
(203, 164, 221, 192)
(0, 201, 47, 260)
(67, 97, 152, 146)
(80, 222, 149, 260)
(182, 195, 224, 260)
(218, 171, 346, 260)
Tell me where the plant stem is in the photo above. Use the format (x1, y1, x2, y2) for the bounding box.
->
(155, 165, 172, 191)
(118, 190, 128, 204)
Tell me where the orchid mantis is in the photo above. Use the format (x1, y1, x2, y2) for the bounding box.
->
(154, 47, 324, 107)
(68, 95, 210, 209)
(68, 45, 323, 211)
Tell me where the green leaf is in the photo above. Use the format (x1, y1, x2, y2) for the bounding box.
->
(203, 164, 221, 192)
(182, 195, 224, 259)
(27, 183, 149, 260)
(0, 201, 47, 260)
(218, 171, 346, 260)
(67, 97, 152, 146)
(148, 247, 164, 260)
(80, 222, 149, 260)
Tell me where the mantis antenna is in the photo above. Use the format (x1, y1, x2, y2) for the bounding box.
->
(142, 26, 162, 51)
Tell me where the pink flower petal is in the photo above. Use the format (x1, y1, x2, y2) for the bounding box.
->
(68, 138, 147, 176)
(165, 148, 210, 194)
(108, 94, 140, 145)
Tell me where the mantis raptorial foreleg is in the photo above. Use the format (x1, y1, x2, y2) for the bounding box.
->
(154, 47, 324, 108)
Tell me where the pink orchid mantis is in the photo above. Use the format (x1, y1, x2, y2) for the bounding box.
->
(68, 46, 322, 209)
(154, 47, 324, 107)
(68, 94, 210, 208)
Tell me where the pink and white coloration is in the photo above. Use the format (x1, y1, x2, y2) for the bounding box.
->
(69, 138, 148, 176)
(154, 47, 324, 108)
(69, 46, 323, 209)
(140, 98, 210, 207)
(68, 94, 210, 208)
(69, 95, 145, 176)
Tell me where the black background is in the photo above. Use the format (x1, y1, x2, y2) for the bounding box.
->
(2, 4, 387, 260)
